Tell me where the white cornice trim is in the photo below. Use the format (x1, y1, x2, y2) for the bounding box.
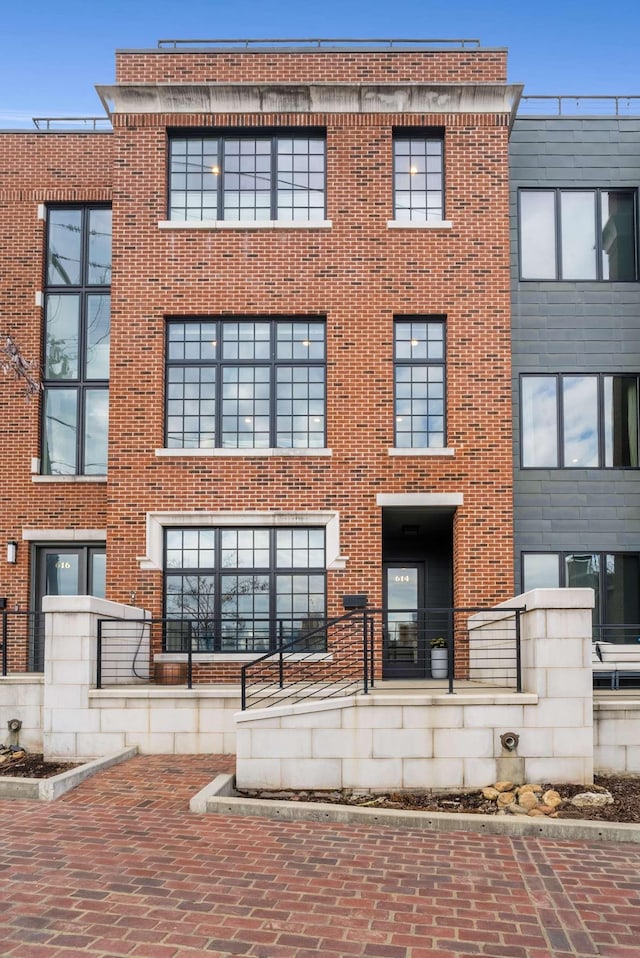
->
(97, 82, 523, 117)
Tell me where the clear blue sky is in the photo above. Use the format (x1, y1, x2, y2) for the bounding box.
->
(1, 0, 639, 127)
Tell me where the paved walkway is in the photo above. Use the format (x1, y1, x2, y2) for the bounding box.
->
(0, 756, 638, 958)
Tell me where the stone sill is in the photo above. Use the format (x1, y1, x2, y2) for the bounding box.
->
(388, 447, 455, 457)
(387, 219, 453, 229)
(155, 447, 332, 458)
(159, 219, 332, 230)
(31, 475, 107, 484)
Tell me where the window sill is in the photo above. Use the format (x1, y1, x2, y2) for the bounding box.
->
(388, 447, 455, 457)
(387, 219, 453, 230)
(158, 219, 332, 231)
(156, 652, 332, 663)
(32, 475, 107, 483)
(155, 447, 332, 458)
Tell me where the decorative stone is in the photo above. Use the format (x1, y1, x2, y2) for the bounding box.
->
(494, 781, 514, 793)
(527, 808, 546, 817)
(570, 791, 613, 808)
(497, 791, 516, 806)
(506, 802, 530, 815)
(542, 789, 562, 808)
(518, 791, 539, 811)
(482, 787, 500, 800)
(536, 804, 556, 815)
(518, 783, 543, 794)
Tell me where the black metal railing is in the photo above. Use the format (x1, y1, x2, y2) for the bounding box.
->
(518, 95, 640, 117)
(0, 611, 45, 675)
(241, 606, 524, 710)
(241, 610, 373, 710)
(97, 617, 154, 689)
(157, 37, 482, 50)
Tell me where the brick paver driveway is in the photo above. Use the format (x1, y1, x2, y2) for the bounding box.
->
(0, 755, 638, 958)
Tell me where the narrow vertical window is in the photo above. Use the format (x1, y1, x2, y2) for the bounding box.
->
(42, 206, 111, 475)
(393, 134, 444, 222)
(394, 318, 445, 448)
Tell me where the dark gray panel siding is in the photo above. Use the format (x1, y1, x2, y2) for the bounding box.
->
(510, 117, 640, 592)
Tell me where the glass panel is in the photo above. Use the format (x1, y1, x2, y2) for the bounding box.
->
(522, 553, 560, 591)
(220, 574, 270, 651)
(169, 138, 219, 221)
(276, 573, 326, 649)
(45, 552, 80, 595)
(45, 295, 79, 379)
(605, 554, 640, 635)
(221, 366, 270, 448)
(521, 377, 557, 467)
(86, 295, 110, 379)
(604, 376, 639, 467)
(43, 389, 77, 474)
(47, 209, 82, 285)
(562, 375, 599, 466)
(519, 191, 556, 279)
(394, 138, 443, 221)
(90, 551, 106, 598)
(560, 191, 597, 280)
(84, 389, 109, 475)
(601, 191, 637, 281)
(87, 209, 112, 284)
(565, 553, 600, 624)
(386, 567, 419, 664)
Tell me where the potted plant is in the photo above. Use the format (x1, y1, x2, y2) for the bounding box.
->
(430, 636, 448, 679)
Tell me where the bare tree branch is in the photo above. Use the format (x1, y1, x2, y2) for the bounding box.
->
(1, 335, 42, 400)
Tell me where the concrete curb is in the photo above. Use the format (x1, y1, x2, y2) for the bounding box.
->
(0, 747, 138, 801)
(201, 773, 640, 844)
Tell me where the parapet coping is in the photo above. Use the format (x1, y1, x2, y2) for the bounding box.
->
(193, 771, 640, 844)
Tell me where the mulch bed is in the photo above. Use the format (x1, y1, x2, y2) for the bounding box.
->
(239, 774, 640, 823)
(0, 752, 79, 779)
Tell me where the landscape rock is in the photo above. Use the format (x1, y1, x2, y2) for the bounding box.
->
(542, 789, 562, 808)
(494, 781, 514, 793)
(570, 791, 613, 808)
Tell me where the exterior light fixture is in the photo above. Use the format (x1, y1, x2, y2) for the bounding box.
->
(6, 540, 17, 564)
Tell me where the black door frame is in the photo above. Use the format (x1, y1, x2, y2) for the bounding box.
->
(382, 561, 427, 679)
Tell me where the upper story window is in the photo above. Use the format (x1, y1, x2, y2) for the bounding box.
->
(519, 189, 638, 281)
(394, 318, 446, 448)
(42, 207, 111, 475)
(166, 319, 326, 449)
(168, 133, 326, 223)
(393, 134, 444, 223)
(520, 373, 640, 468)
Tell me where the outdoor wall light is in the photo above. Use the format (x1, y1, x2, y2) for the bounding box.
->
(6, 540, 17, 565)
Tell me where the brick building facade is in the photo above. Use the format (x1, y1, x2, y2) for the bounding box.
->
(1, 41, 520, 681)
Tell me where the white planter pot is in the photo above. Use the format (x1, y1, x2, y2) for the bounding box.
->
(430, 647, 448, 679)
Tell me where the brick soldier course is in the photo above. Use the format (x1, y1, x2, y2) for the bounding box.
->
(0, 755, 639, 957)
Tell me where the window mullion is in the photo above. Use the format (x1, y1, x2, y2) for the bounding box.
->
(217, 141, 224, 221)
(270, 137, 277, 221)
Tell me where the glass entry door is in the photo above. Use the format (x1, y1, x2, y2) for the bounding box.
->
(383, 563, 426, 678)
(32, 545, 106, 670)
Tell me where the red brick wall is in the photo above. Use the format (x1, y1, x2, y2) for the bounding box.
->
(115, 49, 507, 84)
(1, 48, 514, 682)
(0, 132, 112, 626)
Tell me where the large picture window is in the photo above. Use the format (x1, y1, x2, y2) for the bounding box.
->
(393, 134, 444, 222)
(520, 374, 640, 468)
(169, 133, 326, 223)
(519, 188, 637, 281)
(164, 527, 326, 653)
(522, 551, 640, 636)
(394, 318, 446, 448)
(42, 207, 111, 475)
(166, 319, 326, 449)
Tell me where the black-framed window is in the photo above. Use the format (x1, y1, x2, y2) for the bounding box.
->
(166, 319, 326, 449)
(168, 133, 326, 223)
(42, 207, 111, 475)
(393, 134, 444, 222)
(394, 318, 446, 448)
(521, 373, 640, 469)
(164, 527, 326, 652)
(519, 188, 638, 281)
(522, 551, 640, 635)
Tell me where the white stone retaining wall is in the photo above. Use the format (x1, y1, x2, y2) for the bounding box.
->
(0, 676, 43, 751)
(235, 588, 597, 790)
(595, 700, 640, 774)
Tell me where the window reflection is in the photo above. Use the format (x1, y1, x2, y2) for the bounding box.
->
(562, 376, 598, 467)
(521, 376, 557, 467)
